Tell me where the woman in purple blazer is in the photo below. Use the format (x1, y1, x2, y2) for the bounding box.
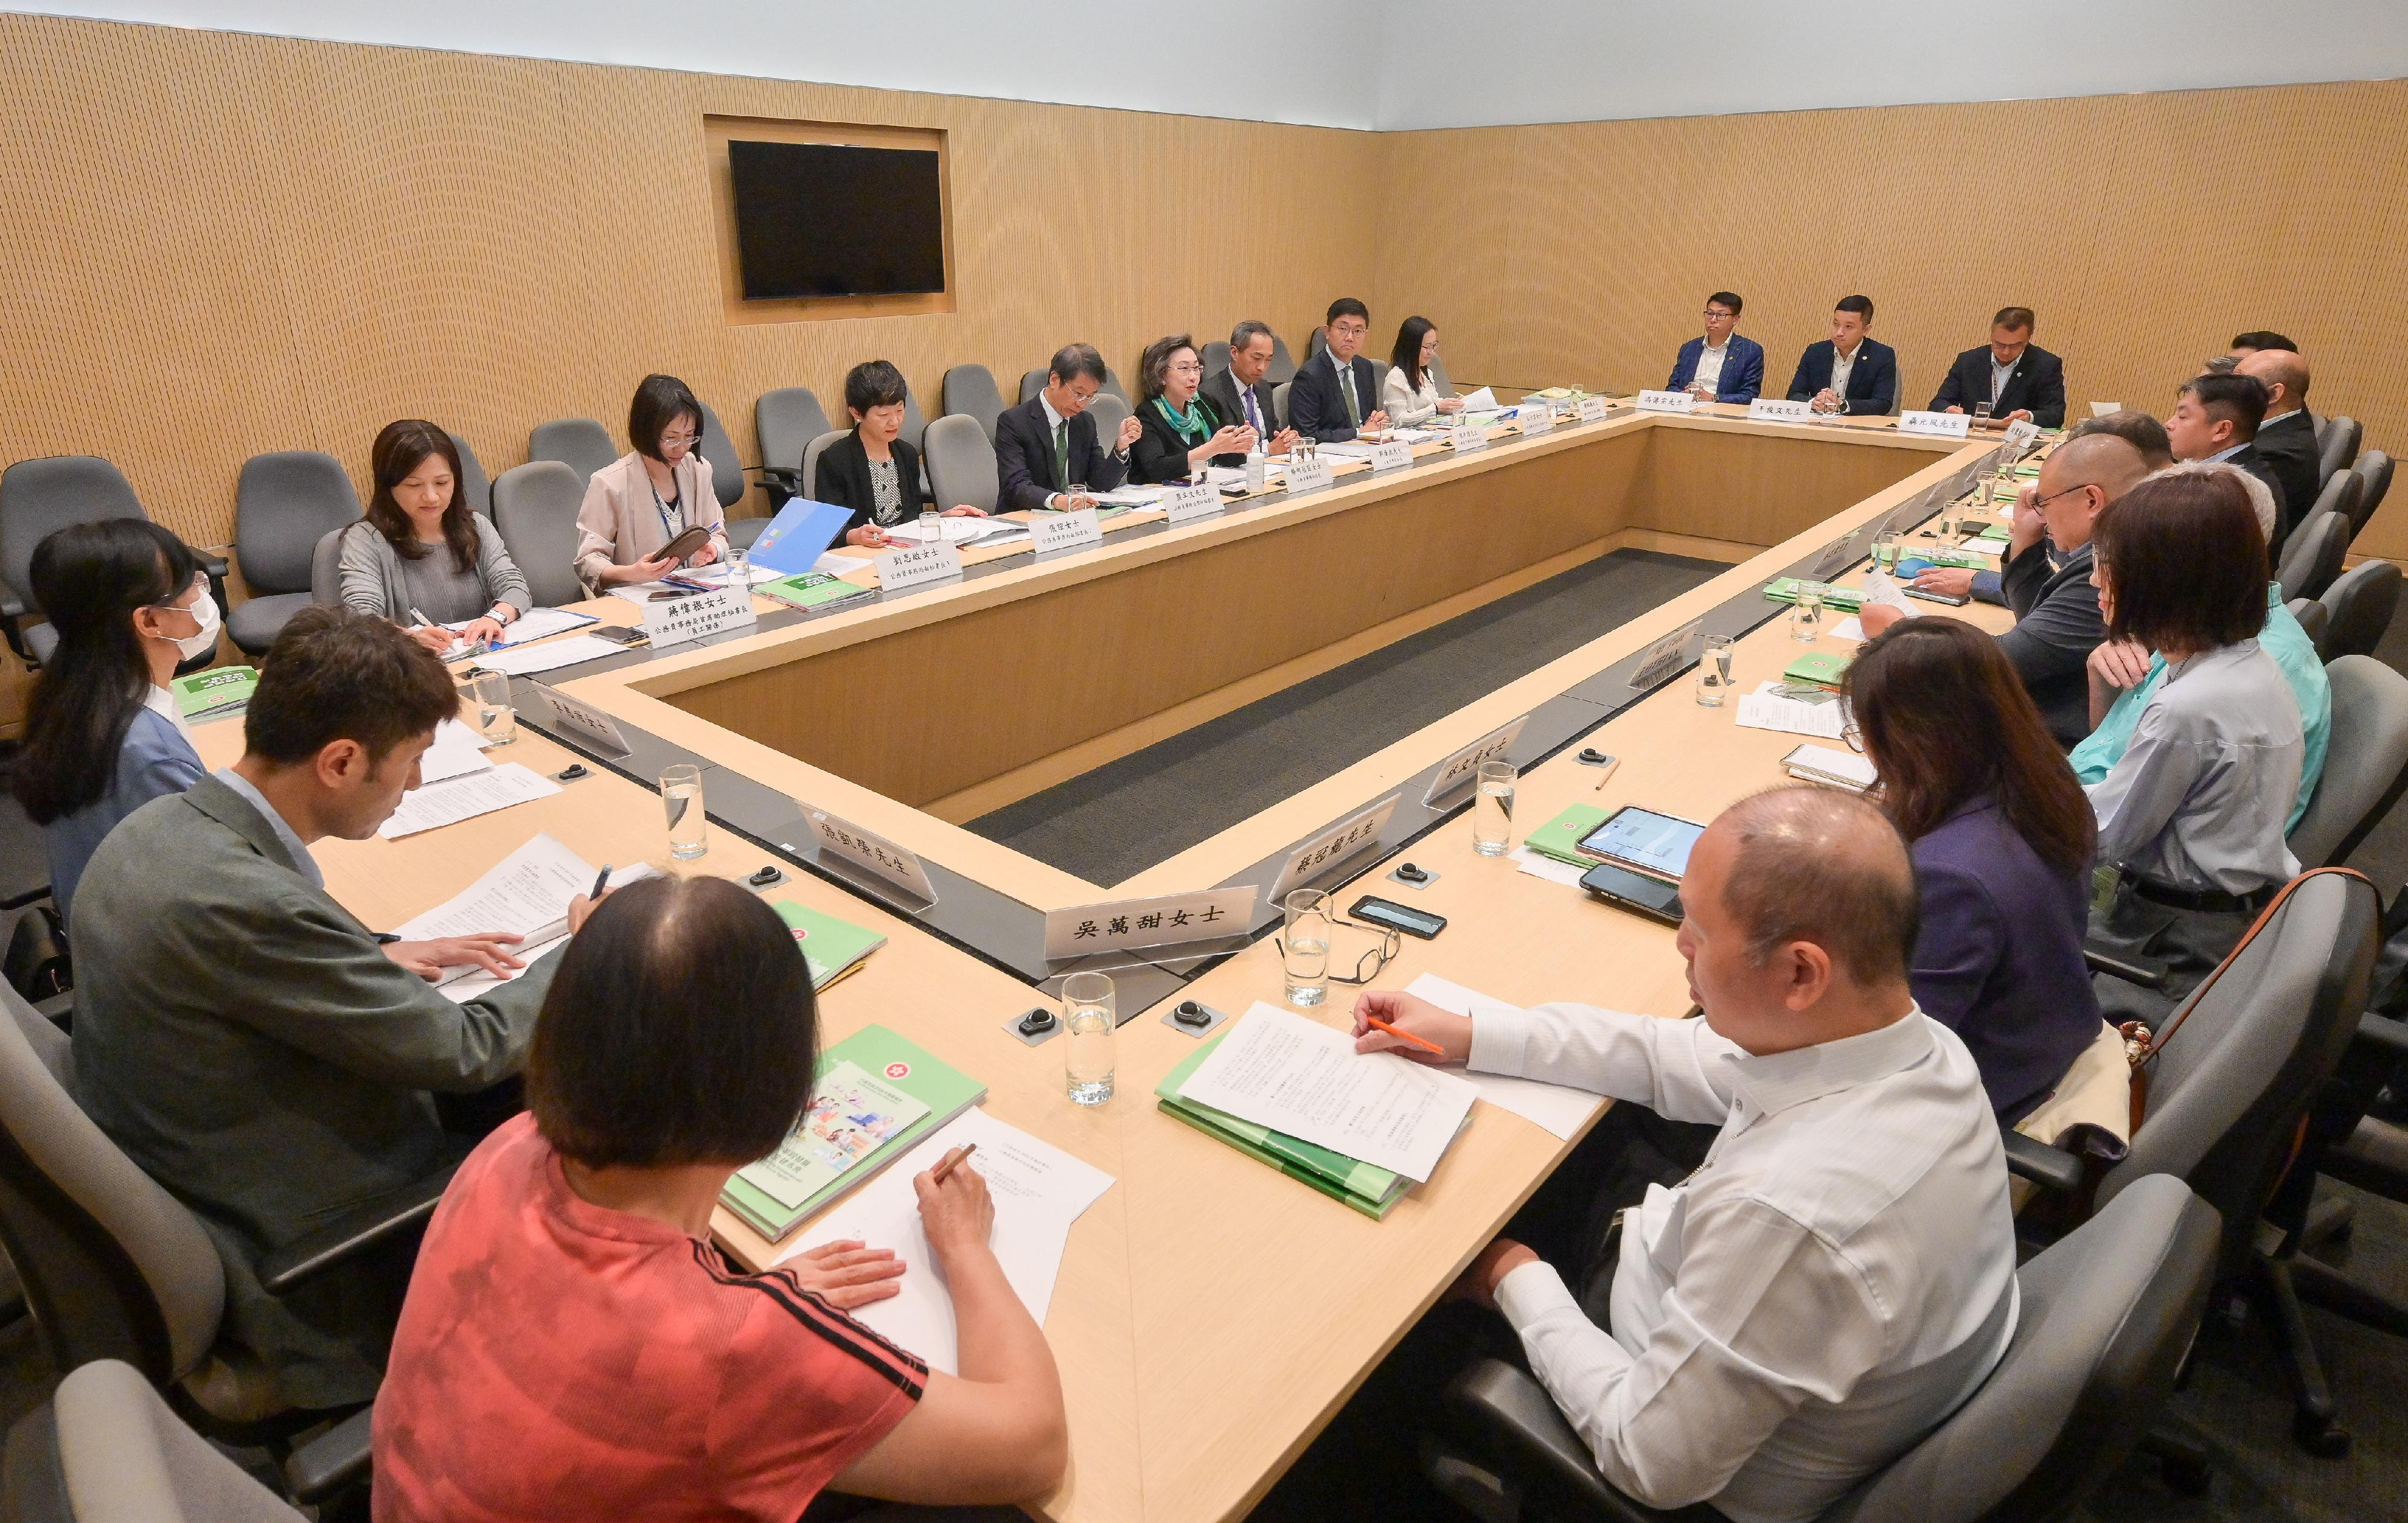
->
(1844, 618, 2105, 1123)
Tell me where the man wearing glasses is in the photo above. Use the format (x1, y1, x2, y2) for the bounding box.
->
(1666, 293, 1764, 405)
(1288, 298, 1391, 443)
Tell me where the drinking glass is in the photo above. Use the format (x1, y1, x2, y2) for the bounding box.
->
(1472, 760, 1516, 857)
(1063, 972, 1116, 1105)
(469, 670, 515, 746)
(660, 763, 707, 861)
(1064, 483, 1088, 510)
(1973, 400, 1993, 426)
(1280, 890, 1335, 1008)
(1695, 634, 1736, 706)
(722, 544, 749, 591)
(1870, 526, 1901, 571)
(919, 506, 941, 542)
(1790, 583, 1826, 640)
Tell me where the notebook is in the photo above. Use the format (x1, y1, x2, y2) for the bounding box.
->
(1155, 1037, 1412, 1220)
(772, 900, 888, 991)
(758, 571, 876, 612)
(171, 665, 258, 720)
(1780, 651, 1853, 691)
(1762, 578, 1867, 612)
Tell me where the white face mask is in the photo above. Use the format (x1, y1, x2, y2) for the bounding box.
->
(158, 588, 220, 660)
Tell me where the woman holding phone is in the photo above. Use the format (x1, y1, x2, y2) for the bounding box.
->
(573, 374, 728, 589)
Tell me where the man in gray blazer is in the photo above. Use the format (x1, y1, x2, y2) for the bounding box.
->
(70, 606, 595, 1410)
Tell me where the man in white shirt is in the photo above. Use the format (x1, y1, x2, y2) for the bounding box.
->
(1352, 787, 2019, 1522)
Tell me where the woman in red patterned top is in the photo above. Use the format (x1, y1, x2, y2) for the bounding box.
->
(372, 875, 1067, 1521)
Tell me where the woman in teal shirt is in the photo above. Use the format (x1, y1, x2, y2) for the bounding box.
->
(1130, 333, 1255, 485)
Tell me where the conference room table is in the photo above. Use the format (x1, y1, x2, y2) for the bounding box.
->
(187, 399, 2031, 1523)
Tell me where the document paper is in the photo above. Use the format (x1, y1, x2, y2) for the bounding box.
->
(1403, 975, 1603, 1141)
(418, 718, 496, 785)
(1734, 681, 1849, 740)
(778, 1108, 1116, 1375)
(473, 633, 630, 677)
(377, 762, 562, 839)
(1178, 1003, 1478, 1182)
(391, 831, 657, 997)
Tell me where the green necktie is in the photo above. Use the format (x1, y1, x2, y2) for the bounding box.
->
(1054, 421, 1070, 489)
(1341, 362, 1361, 426)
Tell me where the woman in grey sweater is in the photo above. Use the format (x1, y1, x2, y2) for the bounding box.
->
(340, 420, 531, 654)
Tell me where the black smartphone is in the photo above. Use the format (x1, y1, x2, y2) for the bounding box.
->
(1904, 587, 1970, 606)
(1349, 895, 1448, 940)
(1580, 861, 1685, 928)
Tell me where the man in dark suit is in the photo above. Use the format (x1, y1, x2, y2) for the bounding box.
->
(1786, 296, 1899, 416)
(995, 342, 1143, 512)
(1203, 318, 1299, 455)
(2165, 371, 2288, 544)
(2236, 348, 2320, 546)
(1666, 291, 1766, 404)
(1929, 307, 2066, 428)
(1288, 297, 1391, 442)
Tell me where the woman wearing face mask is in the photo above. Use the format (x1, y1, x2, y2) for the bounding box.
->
(340, 420, 531, 655)
(11, 519, 215, 919)
(574, 374, 728, 589)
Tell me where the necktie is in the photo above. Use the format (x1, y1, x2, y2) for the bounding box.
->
(1244, 388, 1262, 434)
(1053, 420, 1069, 489)
(1341, 362, 1361, 426)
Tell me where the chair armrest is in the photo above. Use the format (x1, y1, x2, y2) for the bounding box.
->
(192, 549, 230, 580)
(0, 886, 52, 913)
(753, 465, 804, 491)
(256, 1165, 456, 1294)
(31, 991, 72, 1026)
(2356, 1011, 2408, 1061)
(2002, 1129, 2085, 1193)
(282, 1405, 374, 1506)
(0, 589, 23, 621)
(2084, 937, 2170, 989)
(1439, 1358, 1718, 1523)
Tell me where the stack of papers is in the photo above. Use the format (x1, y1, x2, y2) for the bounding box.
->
(1762, 578, 1869, 612)
(377, 761, 562, 839)
(392, 833, 657, 999)
(1403, 975, 1603, 1140)
(1457, 386, 1498, 412)
(172, 665, 258, 721)
(1734, 681, 1849, 740)
(1093, 485, 1170, 507)
(418, 718, 497, 784)
(471, 633, 630, 677)
(1784, 743, 1878, 791)
(448, 607, 597, 645)
(757, 572, 875, 612)
(878, 516, 1031, 546)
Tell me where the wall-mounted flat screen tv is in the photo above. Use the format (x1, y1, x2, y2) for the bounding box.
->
(728, 139, 945, 300)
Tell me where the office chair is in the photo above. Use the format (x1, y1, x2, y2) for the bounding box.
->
(922, 415, 1000, 515)
(798, 431, 849, 514)
(2274, 510, 2349, 602)
(1084, 394, 1132, 462)
(1273, 383, 1292, 432)
(0, 457, 229, 668)
(2015, 869, 2380, 1454)
(1, 1358, 370, 1521)
(488, 462, 588, 609)
(444, 430, 491, 516)
(2316, 560, 2401, 661)
(1200, 341, 1231, 379)
(1018, 367, 1047, 405)
(2316, 418, 2363, 489)
(754, 388, 834, 510)
(227, 452, 362, 657)
(2297, 471, 2361, 552)
(1267, 332, 1297, 385)
(525, 418, 618, 485)
(1432, 352, 1456, 396)
(940, 365, 1008, 444)
(2286, 657, 2408, 869)
(1306, 327, 1326, 362)
(2348, 450, 2392, 536)
(2288, 596, 2329, 654)
(690, 399, 748, 514)
(305, 527, 346, 608)
(1427, 1174, 2218, 1523)
(1097, 369, 1130, 407)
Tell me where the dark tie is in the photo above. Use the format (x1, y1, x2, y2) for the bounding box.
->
(1054, 420, 1069, 489)
(1340, 362, 1361, 426)
(1243, 388, 1262, 433)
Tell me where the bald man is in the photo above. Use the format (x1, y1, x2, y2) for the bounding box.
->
(1342, 788, 2016, 1522)
(2236, 348, 2319, 546)
(1864, 433, 2146, 745)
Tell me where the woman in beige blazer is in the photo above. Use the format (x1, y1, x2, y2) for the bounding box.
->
(573, 374, 730, 588)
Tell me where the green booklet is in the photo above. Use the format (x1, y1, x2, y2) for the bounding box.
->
(1763, 578, 1867, 612)
(1781, 650, 1853, 690)
(172, 665, 258, 719)
(774, 900, 889, 991)
(1155, 1036, 1410, 1219)
(1522, 803, 1612, 869)
(759, 571, 874, 610)
(721, 1024, 987, 1241)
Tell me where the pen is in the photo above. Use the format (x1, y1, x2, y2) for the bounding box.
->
(1366, 1016, 1446, 1055)
(931, 1143, 977, 1183)
(408, 605, 435, 627)
(1591, 754, 1625, 791)
(587, 864, 612, 902)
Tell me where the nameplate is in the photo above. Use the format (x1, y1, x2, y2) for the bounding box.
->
(1748, 397, 1814, 423)
(1422, 715, 1528, 805)
(1626, 619, 1701, 691)
(1284, 458, 1336, 496)
(1044, 886, 1260, 963)
(640, 585, 756, 650)
(1519, 403, 1554, 436)
(1163, 483, 1224, 526)
(1266, 795, 1401, 905)
(874, 542, 963, 594)
(1576, 395, 1610, 423)
(1635, 390, 1696, 414)
(1449, 421, 1490, 454)
(797, 804, 937, 904)
(2000, 418, 2043, 459)
(1809, 533, 1860, 580)
(526, 681, 629, 755)
(1899, 410, 1973, 439)
(1030, 507, 1104, 555)
(1369, 440, 1416, 473)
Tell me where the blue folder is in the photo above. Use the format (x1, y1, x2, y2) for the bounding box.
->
(748, 498, 856, 577)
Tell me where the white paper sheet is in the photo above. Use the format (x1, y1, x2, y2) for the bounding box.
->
(814, 550, 874, 575)
(1179, 1003, 1477, 1182)
(1458, 386, 1498, 412)
(1734, 681, 1849, 740)
(1404, 974, 1605, 1141)
(408, 835, 659, 999)
(1510, 845, 1589, 887)
(673, 563, 784, 589)
(454, 607, 598, 645)
(471, 634, 629, 677)
(417, 718, 497, 786)
(1857, 568, 1918, 618)
(1828, 616, 1866, 642)
(1092, 485, 1170, 507)
(377, 762, 562, 839)
(777, 1108, 1116, 1374)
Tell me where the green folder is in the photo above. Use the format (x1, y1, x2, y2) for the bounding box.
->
(1763, 578, 1867, 612)
(1975, 521, 2011, 541)
(1781, 650, 1853, 690)
(759, 571, 874, 610)
(772, 899, 889, 991)
(171, 665, 258, 719)
(1905, 548, 1991, 569)
(1522, 803, 1612, 869)
(1155, 1037, 1410, 1219)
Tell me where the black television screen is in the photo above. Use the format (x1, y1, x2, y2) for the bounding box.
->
(727, 140, 945, 301)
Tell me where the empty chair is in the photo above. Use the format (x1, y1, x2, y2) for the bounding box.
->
(526, 418, 618, 485)
(2275, 510, 2350, 601)
(0, 456, 226, 668)
(798, 429, 850, 509)
(2286, 656, 2408, 868)
(1266, 331, 1297, 385)
(2318, 559, 2401, 660)
(2289, 595, 2330, 654)
(753, 388, 833, 509)
(1273, 381, 1292, 431)
(922, 414, 1001, 515)
(2349, 450, 2392, 536)
(489, 461, 588, 609)
(2318, 416, 2363, 488)
(692, 399, 748, 513)
(227, 451, 362, 657)
(940, 364, 1008, 444)
(445, 431, 491, 515)
(1083, 394, 1132, 465)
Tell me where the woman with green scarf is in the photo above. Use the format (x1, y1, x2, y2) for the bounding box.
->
(1131, 333, 1257, 484)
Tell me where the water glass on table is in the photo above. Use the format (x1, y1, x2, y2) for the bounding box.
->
(1473, 760, 1516, 857)
(469, 670, 515, 746)
(1280, 890, 1335, 1008)
(1790, 583, 1826, 640)
(660, 763, 707, 861)
(1870, 526, 1901, 572)
(1695, 634, 1736, 706)
(1062, 972, 1116, 1105)
(723, 544, 749, 591)
(1973, 400, 1993, 427)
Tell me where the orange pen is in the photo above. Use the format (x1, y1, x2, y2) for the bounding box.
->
(1365, 1016, 1445, 1055)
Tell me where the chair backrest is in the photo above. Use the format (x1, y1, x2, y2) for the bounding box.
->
(1267, 332, 1297, 385)
(233, 452, 363, 597)
(2102, 870, 2379, 1274)
(488, 462, 589, 610)
(525, 418, 618, 485)
(0, 982, 224, 1386)
(443, 431, 491, 516)
(2349, 450, 2392, 536)
(1019, 367, 1047, 406)
(2288, 595, 2330, 655)
(2304, 469, 2361, 544)
(1273, 382, 1292, 431)
(1430, 353, 1455, 395)
(754, 388, 833, 473)
(1306, 326, 1327, 361)
(2317, 417, 2363, 488)
(45, 1360, 305, 1522)
(898, 386, 929, 457)
(2318, 558, 2401, 661)
(1083, 394, 1131, 462)
(798, 430, 850, 506)
(940, 365, 1008, 444)
(922, 415, 1001, 515)
(2289, 656, 2408, 868)
(306, 526, 348, 607)
(2274, 510, 2349, 601)
(1823, 1175, 2218, 1523)
(692, 400, 746, 510)
(1098, 368, 1129, 406)
(0, 456, 148, 612)
(1200, 341, 1231, 379)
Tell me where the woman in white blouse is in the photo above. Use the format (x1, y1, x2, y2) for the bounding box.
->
(1381, 316, 1466, 427)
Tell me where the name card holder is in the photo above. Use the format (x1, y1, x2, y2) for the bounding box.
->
(1029, 507, 1104, 556)
(874, 542, 964, 595)
(1285, 458, 1336, 495)
(1265, 795, 1401, 905)
(797, 804, 938, 905)
(1368, 440, 1416, 473)
(1044, 886, 1261, 966)
(527, 681, 630, 755)
(1519, 403, 1554, 436)
(1449, 421, 1490, 454)
(1748, 397, 1813, 423)
(1422, 715, 1528, 805)
(1575, 395, 1610, 423)
(1163, 482, 1224, 526)
(641, 585, 757, 650)
(1635, 390, 1697, 414)
(2000, 418, 2043, 459)
(1625, 619, 1702, 691)
(1899, 410, 1973, 439)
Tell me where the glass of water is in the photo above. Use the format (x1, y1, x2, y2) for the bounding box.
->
(1695, 634, 1736, 706)
(1063, 972, 1116, 1105)
(660, 763, 707, 861)
(1871, 526, 1901, 572)
(1473, 760, 1516, 857)
(1790, 583, 1826, 640)
(469, 670, 515, 746)
(1281, 890, 1335, 1007)
(1064, 483, 1088, 510)
(1973, 400, 1993, 426)
(722, 542, 749, 592)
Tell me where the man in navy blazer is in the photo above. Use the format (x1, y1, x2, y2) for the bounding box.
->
(995, 342, 1142, 513)
(1929, 307, 2067, 429)
(1666, 291, 1764, 404)
(1288, 297, 1391, 443)
(1786, 295, 1899, 416)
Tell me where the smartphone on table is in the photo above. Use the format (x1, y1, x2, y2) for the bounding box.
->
(1579, 861, 1685, 928)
